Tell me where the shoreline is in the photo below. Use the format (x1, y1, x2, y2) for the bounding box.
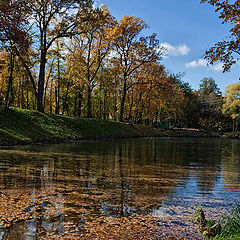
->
(1, 128, 239, 148)
(0, 107, 239, 147)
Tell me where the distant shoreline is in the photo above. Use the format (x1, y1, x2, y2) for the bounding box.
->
(0, 107, 239, 147)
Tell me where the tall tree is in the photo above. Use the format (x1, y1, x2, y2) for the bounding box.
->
(173, 75, 199, 128)
(0, 0, 92, 112)
(112, 16, 164, 122)
(223, 83, 240, 132)
(0, 0, 30, 112)
(199, 77, 222, 97)
(131, 62, 171, 125)
(70, 5, 115, 118)
(198, 77, 223, 130)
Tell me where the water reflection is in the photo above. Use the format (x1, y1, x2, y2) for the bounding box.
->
(0, 138, 240, 239)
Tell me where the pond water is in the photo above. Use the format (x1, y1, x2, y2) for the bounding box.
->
(0, 137, 240, 239)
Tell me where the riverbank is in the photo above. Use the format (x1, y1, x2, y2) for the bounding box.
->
(0, 107, 239, 146)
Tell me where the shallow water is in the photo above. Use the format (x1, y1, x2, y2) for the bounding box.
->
(0, 137, 240, 239)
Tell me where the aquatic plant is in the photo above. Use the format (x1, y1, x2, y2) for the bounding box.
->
(193, 205, 221, 239)
(193, 204, 240, 240)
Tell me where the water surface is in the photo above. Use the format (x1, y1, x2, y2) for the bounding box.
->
(0, 137, 240, 239)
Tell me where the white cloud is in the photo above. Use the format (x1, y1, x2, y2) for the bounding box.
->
(160, 42, 190, 57)
(185, 59, 208, 68)
(210, 63, 224, 71)
(185, 59, 223, 72)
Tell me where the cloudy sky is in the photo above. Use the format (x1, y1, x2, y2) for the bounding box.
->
(96, 0, 239, 92)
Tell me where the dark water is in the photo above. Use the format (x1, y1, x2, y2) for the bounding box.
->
(0, 137, 240, 239)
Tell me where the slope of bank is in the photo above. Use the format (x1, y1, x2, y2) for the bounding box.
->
(0, 107, 238, 146)
(0, 107, 160, 145)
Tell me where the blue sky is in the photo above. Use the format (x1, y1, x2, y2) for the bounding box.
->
(96, 0, 240, 93)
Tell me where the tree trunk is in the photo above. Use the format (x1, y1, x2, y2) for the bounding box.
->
(26, 85, 29, 109)
(49, 79, 53, 114)
(33, 97, 36, 110)
(128, 89, 134, 121)
(155, 111, 158, 127)
(73, 91, 77, 116)
(77, 92, 83, 117)
(21, 79, 24, 109)
(43, 60, 54, 110)
(113, 92, 117, 121)
(55, 87, 58, 114)
(62, 80, 70, 115)
(103, 90, 107, 120)
(37, 53, 47, 113)
(55, 57, 60, 114)
(119, 78, 127, 122)
(98, 84, 102, 119)
(87, 86, 93, 118)
(37, 84, 45, 112)
(4, 52, 15, 113)
(233, 119, 236, 132)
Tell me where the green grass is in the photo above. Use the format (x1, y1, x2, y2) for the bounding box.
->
(211, 204, 240, 240)
(194, 204, 240, 240)
(0, 107, 223, 146)
(0, 107, 164, 145)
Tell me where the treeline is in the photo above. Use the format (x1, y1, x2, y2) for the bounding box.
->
(0, 0, 239, 131)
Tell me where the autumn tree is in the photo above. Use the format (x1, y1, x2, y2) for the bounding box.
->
(112, 16, 164, 122)
(0, 0, 31, 112)
(223, 83, 240, 132)
(0, 0, 92, 112)
(0, 51, 8, 107)
(201, 0, 240, 72)
(198, 77, 223, 130)
(0, 52, 5, 105)
(173, 75, 199, 128)
(130, 62, 170, 125)
(69, 5, 115, 118)
(93, 66, 120, 120)
(61, 54, 74, 116)
(161, 74, 186, 127)
(0, 0, 30, 51)
(96, 64, 121, 120)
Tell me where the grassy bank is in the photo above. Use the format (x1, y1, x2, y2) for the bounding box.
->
(0, 107, 236, 146)
(0, 107, 163, 146)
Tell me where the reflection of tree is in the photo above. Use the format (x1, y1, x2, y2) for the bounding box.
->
(221, 140, 240, 190)
(195, 168, 220, 194)
(0, 138, 231, 238)
(111, 140, 192, 211)
(0, 141, 188, 216)
(118, 143, 125, 217)
(191, 140, 222, 194)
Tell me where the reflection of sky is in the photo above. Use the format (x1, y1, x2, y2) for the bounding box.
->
(164, 168, 240, 215)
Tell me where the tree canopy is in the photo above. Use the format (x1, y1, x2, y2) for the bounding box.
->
(201, 0, 240, 72)
(0, 0, 236, 132)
